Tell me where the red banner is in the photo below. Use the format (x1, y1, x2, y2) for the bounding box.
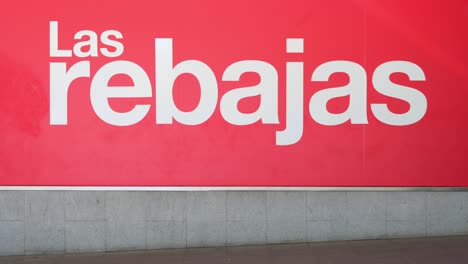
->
(1, 0, 467, 187)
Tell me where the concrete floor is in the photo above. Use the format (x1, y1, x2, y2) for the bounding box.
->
(1, 236, 468, 264)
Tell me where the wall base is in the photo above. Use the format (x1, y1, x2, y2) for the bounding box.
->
(1, 191, 467, 256)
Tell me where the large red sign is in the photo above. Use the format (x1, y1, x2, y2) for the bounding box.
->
(1, 0, 467, 187)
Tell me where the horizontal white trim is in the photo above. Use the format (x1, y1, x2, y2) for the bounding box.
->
(0, 186, 467, 191)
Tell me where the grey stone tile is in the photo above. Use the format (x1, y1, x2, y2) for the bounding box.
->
(106, 192, 147, 251)
(227, 192, 266, 221)
(267, 192, 306, 220)
(307, 220, 348, 242)
(65, 221, 105, 253)
(465, 193, 468, 233)
(386, 192, 425, 222)
(185, 192, 227, 248)
(187, 192, 226, 222)
(0, 192, 24, 221)
(146, 221, 186, 249)
(106, 220, 147, 251)
(65, 192, 105, 221)
(307, 192, 347, 221)
(347, 219, 387, 240)
(0, 221, 24, 256)
(186, 221, 226, 247)
(25, 191, 65, 254)
(146, 192, 186, 221)
(347, 192, 386, 221)
(227, 221, 267, 245)
(464, 192, 468, 223)
(267, 218, 308, 243)
(346, 192, 387, 240)
(427, 192, 466, 236)
(387, 221, 426, 238)
(266, 192, 307, 243)
(106, 192, 148, 221)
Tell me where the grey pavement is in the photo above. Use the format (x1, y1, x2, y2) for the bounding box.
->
(1, 236, 467, 264)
